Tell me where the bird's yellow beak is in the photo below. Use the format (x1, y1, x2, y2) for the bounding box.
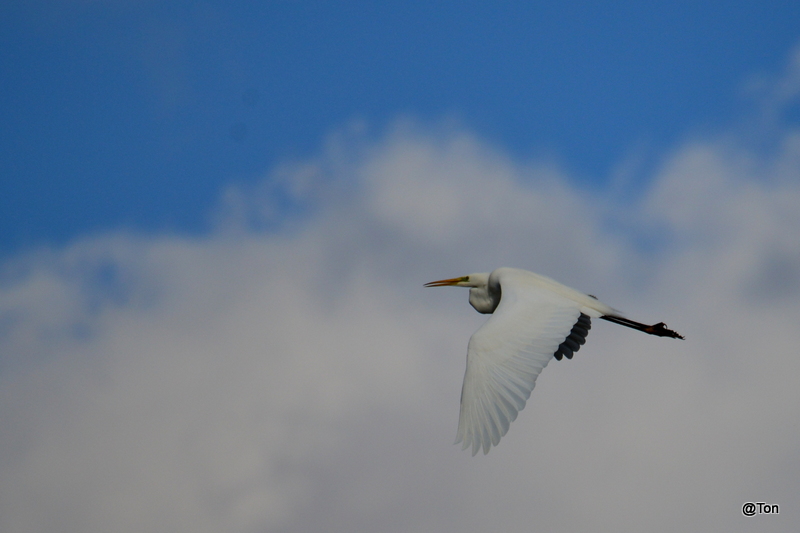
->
(424, 276, 468, 287)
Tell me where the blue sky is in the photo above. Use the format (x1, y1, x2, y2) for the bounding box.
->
(2, 1, 800, 255)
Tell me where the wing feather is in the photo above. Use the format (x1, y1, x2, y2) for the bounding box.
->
(455, 271, 588, 455)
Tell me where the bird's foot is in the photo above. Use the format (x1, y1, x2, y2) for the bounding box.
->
(644, 322, 685, 339)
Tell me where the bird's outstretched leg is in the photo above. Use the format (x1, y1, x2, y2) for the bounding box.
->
(600, 315, 684, 339)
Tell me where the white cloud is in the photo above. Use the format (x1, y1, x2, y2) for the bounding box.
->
(3, 69, 800, 533)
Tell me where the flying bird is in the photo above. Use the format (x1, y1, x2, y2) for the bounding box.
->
(425, 267, 683, 455)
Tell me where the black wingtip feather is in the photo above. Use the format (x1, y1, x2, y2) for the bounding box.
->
(554, 313, 591, 362)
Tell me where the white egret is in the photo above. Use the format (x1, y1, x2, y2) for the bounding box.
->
(425, 267, 683, 455)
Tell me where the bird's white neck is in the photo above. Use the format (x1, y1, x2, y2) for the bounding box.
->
(468, 273, 500, 314)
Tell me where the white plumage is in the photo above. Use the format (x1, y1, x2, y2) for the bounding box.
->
(425, 267, 683, 455)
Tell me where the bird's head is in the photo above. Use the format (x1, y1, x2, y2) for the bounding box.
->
(425, 273, 497, 314)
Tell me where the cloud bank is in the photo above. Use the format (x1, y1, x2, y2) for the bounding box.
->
(2, 64, 800, 532)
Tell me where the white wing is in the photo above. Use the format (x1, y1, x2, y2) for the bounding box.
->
(455, 271, 596, 455)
